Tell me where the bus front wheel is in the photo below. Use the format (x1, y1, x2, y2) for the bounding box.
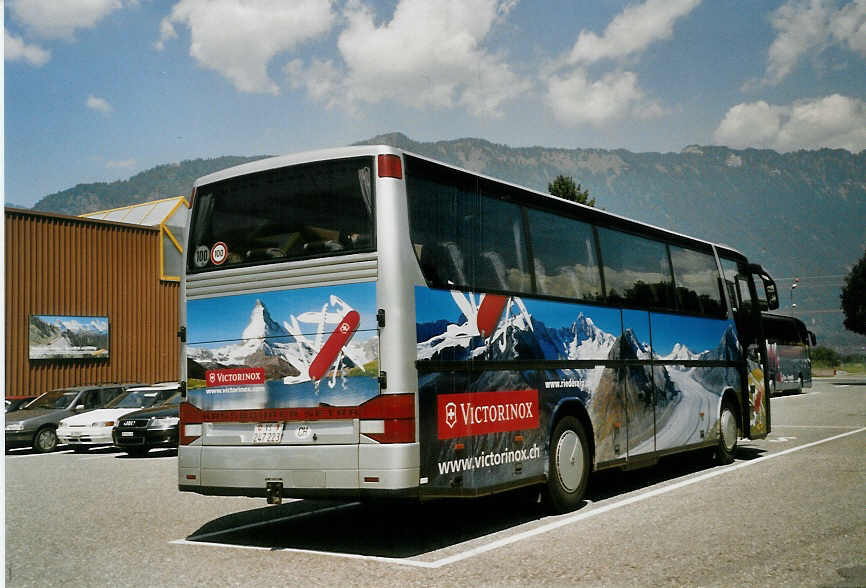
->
(717, 400, 739, 465)
(544, 416, 590, 513)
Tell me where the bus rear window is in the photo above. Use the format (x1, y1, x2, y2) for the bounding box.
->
(187, 157, 375, 272)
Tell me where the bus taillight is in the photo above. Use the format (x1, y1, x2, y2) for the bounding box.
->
(179, 402, 203, 445)
(359, 393, 415, 443)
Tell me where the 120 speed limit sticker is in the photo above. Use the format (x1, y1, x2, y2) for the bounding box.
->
(210, 242, 228, 265)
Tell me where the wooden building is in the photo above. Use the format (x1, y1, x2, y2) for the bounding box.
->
(4, 207, 183, 397)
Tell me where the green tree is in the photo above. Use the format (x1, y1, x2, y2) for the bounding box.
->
(548, 175, 596, 207)
(841, 250, 866, 336)
(811, 346, 840, 366)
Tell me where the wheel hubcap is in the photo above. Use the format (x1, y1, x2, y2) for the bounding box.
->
(720, 409, 737, 452)
(38, 430, 55, 450)
(556, 430, 583, 493)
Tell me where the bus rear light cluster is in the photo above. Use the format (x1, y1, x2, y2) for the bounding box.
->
(179, 402, 203, 445)
(359, 393, 414, 444)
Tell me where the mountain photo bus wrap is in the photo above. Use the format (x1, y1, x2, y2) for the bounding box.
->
(178, 146, 779, 512)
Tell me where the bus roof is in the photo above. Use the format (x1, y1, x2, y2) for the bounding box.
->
(193, 144, 749, 263)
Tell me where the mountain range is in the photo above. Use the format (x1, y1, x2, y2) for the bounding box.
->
(17, 132, 866, 350)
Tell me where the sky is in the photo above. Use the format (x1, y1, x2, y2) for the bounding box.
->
(4, 0, 866, 208)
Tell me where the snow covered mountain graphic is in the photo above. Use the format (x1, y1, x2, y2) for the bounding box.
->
(188, 297, 378, 384)
(417, 292, 618, 364)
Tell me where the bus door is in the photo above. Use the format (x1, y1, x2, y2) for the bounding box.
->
(723, 260, 778, 440)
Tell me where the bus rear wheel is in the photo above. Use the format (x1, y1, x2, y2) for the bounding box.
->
(544, 416, 590, 513)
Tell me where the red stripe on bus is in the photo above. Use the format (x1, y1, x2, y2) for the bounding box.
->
(476, 294, 507, 338)
(308, 310, 360, 381)
(179, 394, 413, 425)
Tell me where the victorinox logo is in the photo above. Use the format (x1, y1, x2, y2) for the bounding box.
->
(444, 401, 457, 429)
(437, 390, 539, 440)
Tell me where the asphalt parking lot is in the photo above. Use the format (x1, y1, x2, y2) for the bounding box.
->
(5, 377, 865, 587)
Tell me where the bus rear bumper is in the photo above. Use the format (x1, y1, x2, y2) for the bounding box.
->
(178, 443, 420, 499)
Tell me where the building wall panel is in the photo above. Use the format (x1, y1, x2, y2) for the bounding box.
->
(5, 210, 180, 397)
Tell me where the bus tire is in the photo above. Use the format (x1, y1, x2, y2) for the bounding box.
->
(544, 416, 590, 513)
(717, 399, 738, 465)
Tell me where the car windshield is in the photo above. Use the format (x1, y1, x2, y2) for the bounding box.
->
(106, 390, 167, 409)
(27, 390, 78, 410)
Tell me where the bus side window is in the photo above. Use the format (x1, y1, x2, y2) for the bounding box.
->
(525, 208, 602, 301)
(669, 244, 725, 316)
(598, 227, 675, 310)
(475, 195, 530, 293)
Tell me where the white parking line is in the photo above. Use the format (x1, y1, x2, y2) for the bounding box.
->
(773, 425, 861, 429)
(170, 426, 866, 569)
(4, 450, 75, 458)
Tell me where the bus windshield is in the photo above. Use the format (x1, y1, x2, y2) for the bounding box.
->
(187, 156, 375, 272)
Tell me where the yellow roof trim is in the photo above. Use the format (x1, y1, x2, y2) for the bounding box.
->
(80, 196, 189, 225)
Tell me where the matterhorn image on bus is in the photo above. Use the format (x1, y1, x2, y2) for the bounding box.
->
(185, 283, 379, 410)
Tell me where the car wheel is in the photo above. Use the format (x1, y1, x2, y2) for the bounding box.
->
(717, 399, 738, 465)
(34, 427, 58, 453)
(124, 447, 149, 457)
(543, 416, 590, 513)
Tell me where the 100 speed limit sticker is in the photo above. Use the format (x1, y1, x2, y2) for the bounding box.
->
(210, 242, 228, 265)
(194, 242, 229, 267)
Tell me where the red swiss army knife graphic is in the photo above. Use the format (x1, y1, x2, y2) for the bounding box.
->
(475, 294, 508, 338)
(308, 310, 360, 381)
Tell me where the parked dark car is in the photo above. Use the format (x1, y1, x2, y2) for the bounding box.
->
(5, 383, 142, 453)
(5, 396, 36, 413)
(112, 391, 181, 456)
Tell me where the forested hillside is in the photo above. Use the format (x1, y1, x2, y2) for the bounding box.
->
(22, 133, 865, 350)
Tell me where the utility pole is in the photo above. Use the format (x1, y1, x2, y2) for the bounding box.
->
(790, 277, 799, 316)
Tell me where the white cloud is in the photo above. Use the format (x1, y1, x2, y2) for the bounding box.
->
(86, 95, 113, 115)
(545, 69, 666, 127)
(568, 0, 701, 64)
(289, 0, 529, 117)
(831, 0, 866, 54)
(764, 0, 866, 85)
(713, 95, 866, 152)
(8, 0, 128, 41)
(543, 0, 692, 127)
(157, 0, 335, 95)
(4, 29, 51, 66)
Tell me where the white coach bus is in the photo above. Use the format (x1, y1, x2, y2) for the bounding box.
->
(178, 146, 779, 512)
(763, 313, 815, 395)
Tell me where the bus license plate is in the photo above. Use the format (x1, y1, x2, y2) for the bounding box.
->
(252, 423, 284, 444)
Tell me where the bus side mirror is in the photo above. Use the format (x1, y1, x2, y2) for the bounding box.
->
(809, 332, 817, 346)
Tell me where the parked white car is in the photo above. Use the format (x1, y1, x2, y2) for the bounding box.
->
(56, 383, 179, 451)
